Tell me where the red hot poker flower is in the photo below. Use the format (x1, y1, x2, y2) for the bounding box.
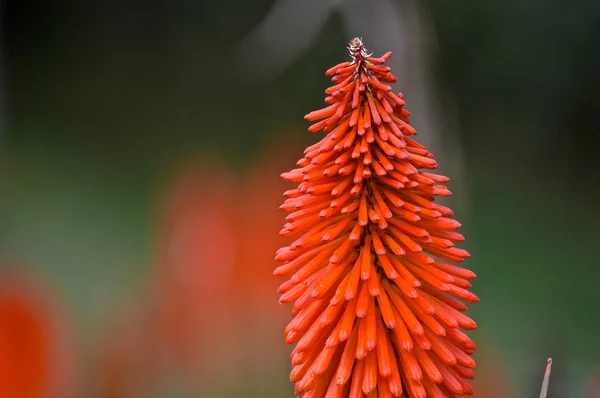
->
(0, 268, 75, 398)
(276, 38, 478, 397)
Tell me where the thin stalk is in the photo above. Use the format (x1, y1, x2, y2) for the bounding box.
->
(539, 358, 552, 398)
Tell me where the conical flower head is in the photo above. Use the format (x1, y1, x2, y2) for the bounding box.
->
(275, 38, 478, 398)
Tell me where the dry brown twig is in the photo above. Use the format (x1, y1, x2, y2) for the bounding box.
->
(540, 358, 553, 398)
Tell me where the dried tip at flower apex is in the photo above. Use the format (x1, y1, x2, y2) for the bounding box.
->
(276, 38, 477, 397)
(347, 37, 370, 59)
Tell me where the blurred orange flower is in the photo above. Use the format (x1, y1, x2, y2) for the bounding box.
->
(0, 266, 74, 398)
(153, 157, 239, 385)
(276, 38, 477, 397)
(235, 143, 296, 300)
(150, 150, 297, 390)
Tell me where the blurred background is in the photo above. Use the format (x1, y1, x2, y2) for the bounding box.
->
(1, 0, 600, 397)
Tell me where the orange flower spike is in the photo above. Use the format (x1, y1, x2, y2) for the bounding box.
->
(276, 38, 478, 397)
